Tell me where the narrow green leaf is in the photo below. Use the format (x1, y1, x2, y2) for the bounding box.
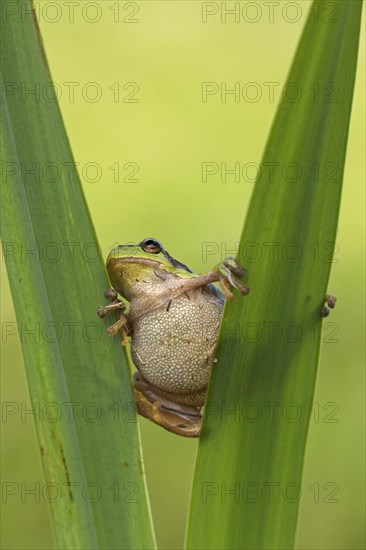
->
(0, 2, 155, 548)
(186, 1, 363, 549)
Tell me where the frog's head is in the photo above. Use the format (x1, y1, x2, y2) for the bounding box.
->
(106, 238, 192, 300)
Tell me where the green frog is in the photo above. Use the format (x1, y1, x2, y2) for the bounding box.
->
(98, 238, 249, 437)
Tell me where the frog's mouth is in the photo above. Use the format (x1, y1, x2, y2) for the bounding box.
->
(107, 256, 162, 269)
(107, 254, 193, 273)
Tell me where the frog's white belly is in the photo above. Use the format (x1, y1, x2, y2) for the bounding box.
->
(130, 292, 223, 393)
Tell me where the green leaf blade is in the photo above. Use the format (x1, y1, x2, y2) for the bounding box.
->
(187, 2, 363, 549)
(1, 2, 155, 548)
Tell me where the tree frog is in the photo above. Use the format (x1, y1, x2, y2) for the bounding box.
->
(97, 238, 249, 437)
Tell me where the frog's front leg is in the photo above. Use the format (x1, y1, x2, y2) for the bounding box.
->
(97, 289, 130, 345)
(179, 257, 249, 300)
(133, 373, 203, 438)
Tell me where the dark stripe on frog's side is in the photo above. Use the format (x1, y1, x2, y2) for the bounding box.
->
(161, 249, 193, 273)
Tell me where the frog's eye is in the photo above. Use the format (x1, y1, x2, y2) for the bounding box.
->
(140, 238, 162, 254)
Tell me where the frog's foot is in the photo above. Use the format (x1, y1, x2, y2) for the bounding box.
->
(97, 288, 123, 317)
(216, 257, 249, 301)
(97, 289, 129, 345)
(133, 373, 202, 438)
(321, 294, 337, 317)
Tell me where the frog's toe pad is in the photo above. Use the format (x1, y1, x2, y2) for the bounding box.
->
(321, 294, 337, 317)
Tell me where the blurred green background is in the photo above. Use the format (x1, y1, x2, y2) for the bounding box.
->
(1, 1, 365, 549)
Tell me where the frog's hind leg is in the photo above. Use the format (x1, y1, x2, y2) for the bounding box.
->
(133, 372, 203, 438)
